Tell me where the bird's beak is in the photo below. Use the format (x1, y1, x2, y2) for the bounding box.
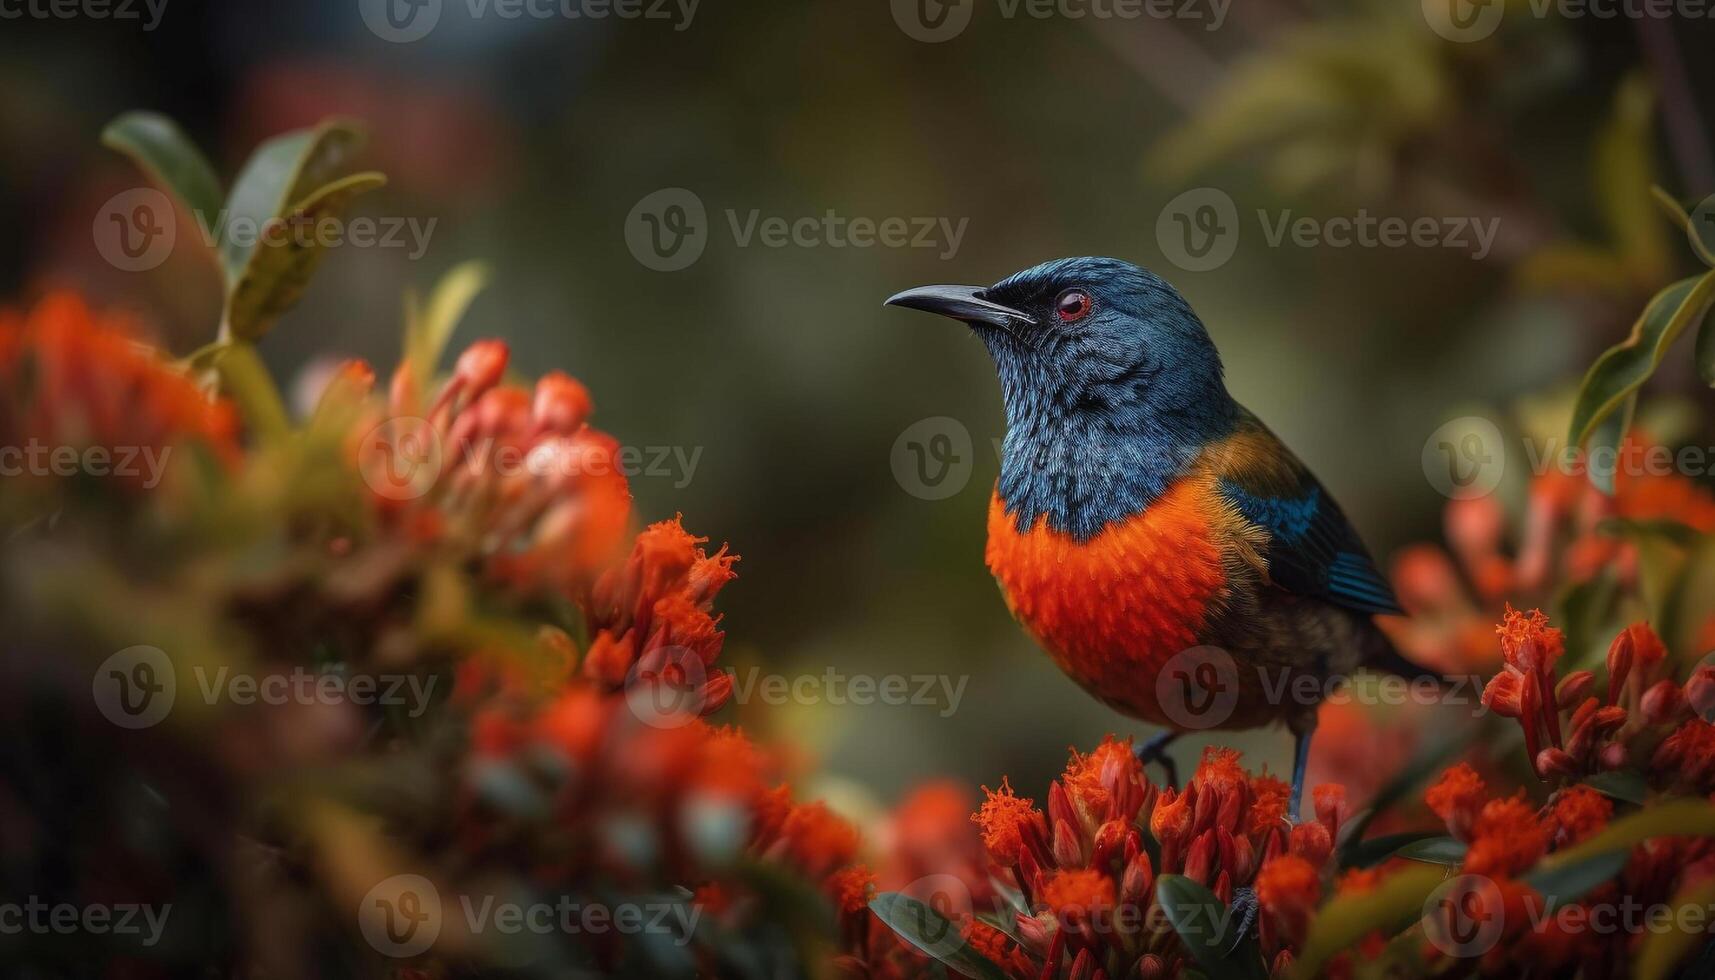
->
(883, 284, 1036, 333)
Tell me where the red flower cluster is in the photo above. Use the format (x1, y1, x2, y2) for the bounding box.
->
(0, 292, 239, 493)
(951, 739, 1344, 979)
(339, 337, 633, 593)
(1483, 608, 1715, 790)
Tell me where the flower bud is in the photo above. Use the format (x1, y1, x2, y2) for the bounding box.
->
(1052, 818, 1083, 869)
(1556, 671, 1595, 708)
(533, 371, 592, 434)
(1642, 679, 1686, 726)
(1606, 629, 1634, 705)
(455, 339, 509, 394)
(1535, 747, 1578, 779)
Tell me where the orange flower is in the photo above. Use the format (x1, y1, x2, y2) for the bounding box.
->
(1039, 868, 1114, 916)
(1248, 772, 1291, 835)
(1464, 794, 1548, 877)
(1544, 786, 1611, 848)
(1061, 736, 1136, 818)
(1425, 762, 1487, 840)
(829, 864, 877, 915)
(1496, 605, 1563, 673)
(1254, 855, 1320, 945)
(0, 292, 239, 486)
(972, 778, 1042, 865)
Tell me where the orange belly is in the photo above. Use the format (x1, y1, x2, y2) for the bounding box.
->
(984, 476, 1252, 729)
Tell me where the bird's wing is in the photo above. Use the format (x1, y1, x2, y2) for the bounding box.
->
(1205, 414, 1403, 617)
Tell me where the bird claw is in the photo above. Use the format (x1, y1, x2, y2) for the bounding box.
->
(1226, 887, 1259, 955)
(1134, 732, 1180, 789)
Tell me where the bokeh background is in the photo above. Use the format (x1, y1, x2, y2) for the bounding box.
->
(5, 0, 1715, 814)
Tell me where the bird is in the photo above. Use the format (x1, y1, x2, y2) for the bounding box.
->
(885, 256, 1431, 820)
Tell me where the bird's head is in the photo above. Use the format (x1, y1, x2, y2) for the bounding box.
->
(885, 257, 1233, 436)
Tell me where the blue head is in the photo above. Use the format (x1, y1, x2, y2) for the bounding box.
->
(886, 257, 1239, 539)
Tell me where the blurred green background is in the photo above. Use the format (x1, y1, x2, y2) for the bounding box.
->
(5, 0, 1713, 810)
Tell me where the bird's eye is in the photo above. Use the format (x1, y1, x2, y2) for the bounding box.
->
(1054, 288, 1093, 323)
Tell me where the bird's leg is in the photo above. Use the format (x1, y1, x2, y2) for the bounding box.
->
(1134, 730, 1181, 788)
(1288, 727, 1314, 824)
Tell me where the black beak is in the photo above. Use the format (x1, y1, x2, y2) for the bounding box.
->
(883, 284, 1036, 333)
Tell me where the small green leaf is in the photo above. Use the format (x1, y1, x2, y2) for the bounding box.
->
(1291, 865, 1446, 980)
(1155, 875, 1268, 980)
(1523, 849, 1628, 910)
(1698, 311, 1715, 387)
(1341, 831, 1446, 869)
(1580, 769, 1649, 805)
(212, 343, 289, 442)
(1393, 837, 1467, 866)
(1597, 517, 1703, 546)
(101, 111, 223, 227)
(219, 119, 367, 284)
(1595, 75, 1667, 283)
(405, 261, 490, 392)
(868, 893, 1009, 980)
(1649, 185, 1692, 233)
(223, 172, 387, 341)
(1568, 273, 1715, 451)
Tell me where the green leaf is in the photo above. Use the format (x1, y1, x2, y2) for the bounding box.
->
(212, 343, 289, 442)
(219, 119, 367, 285)
(1155, 875, 1268, 980)
(1393, 837, 1467, 866)
(1290, 865, 1446, 980)
(100, 111, 223, 226)
(1341, 831, 1446, 869)
(1595, 75, 1667, 283)
(1650, 185, 1692, 234)
(405, 261, 491, 391)
(1698, 310, 1715, 387)
(223, 172, 387, 342)
(1568, 273, 1715, 451)
(1523, 849, 1628, 909)
(868, 893, 1008, 980)
(1580, 769, 1649, 805)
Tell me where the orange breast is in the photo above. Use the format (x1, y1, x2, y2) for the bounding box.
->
(984, 476, 1232, 727)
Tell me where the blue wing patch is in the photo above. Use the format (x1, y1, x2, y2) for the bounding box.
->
(1220, 478, 1403, 617)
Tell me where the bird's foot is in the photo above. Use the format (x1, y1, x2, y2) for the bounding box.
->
(1226, 887, 1259, 954)
(1134, 731, 1181, 789)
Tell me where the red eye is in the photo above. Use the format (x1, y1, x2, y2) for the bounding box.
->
(1055, 289, 1093, 322)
